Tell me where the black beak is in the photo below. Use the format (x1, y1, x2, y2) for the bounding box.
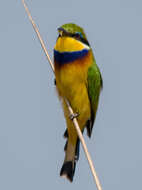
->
(57, 27, 68, 37)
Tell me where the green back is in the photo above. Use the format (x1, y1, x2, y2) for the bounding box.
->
(87, 59, 103, 137)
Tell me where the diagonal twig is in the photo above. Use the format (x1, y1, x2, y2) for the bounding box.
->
(22, 1, 102, 189)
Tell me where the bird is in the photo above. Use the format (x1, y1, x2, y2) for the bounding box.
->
(54, 23, 103, 182)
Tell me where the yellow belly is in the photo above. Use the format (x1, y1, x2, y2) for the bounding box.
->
(55, 51, 92, 144)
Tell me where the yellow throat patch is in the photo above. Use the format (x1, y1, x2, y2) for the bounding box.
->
(54, 37, 90, 53)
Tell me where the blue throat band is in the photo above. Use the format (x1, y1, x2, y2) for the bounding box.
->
(54, 49, 89, 64)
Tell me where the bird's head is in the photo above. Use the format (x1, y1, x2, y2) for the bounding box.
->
(54, 23, 90, 53)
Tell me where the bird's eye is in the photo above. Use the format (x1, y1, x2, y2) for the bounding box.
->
(75, 32, 80, 38)
(75, 32, 83, 38)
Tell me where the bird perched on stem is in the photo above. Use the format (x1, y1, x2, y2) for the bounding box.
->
(54, 23, 103, 182)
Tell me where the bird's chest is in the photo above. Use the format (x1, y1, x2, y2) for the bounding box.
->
(54, 52, 92, 99)
(58, 63, 86, 91)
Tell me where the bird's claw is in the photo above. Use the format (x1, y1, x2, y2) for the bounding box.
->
(69, 112, 79, 120)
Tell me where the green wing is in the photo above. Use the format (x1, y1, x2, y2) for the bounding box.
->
(86, 59, 103, 137)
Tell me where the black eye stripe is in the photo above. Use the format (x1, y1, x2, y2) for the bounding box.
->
(69, 33, 90, 46)
(57, 31, 90, 46)
(71, 33, 80, 38)
(80, 38, 90, 46)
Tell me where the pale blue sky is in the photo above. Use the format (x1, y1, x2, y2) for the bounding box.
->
(0, 0, 142, 189)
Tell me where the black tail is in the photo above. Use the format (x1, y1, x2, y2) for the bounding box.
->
(64, 138, 80, 161)
(74, 138, 80, 161)
(60, 161, 76, 182)
(61, 138, 80, 182)
(63, 129, 68, 138)
(86, 119, 94, 138)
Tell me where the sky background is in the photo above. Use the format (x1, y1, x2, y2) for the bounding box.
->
(0, 0, 142, 189)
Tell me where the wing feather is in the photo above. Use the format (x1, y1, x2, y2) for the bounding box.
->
(86, 60, 102, 137)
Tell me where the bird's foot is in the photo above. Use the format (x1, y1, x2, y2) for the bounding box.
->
(69, 112, 79, 121)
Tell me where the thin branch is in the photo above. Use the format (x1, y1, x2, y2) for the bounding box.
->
(22, 1, 102, 190)
(22, 0, 54, 72)
(65, 99, 102, 190)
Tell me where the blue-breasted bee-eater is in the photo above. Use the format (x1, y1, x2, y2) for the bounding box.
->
(54, 23, 103, 182)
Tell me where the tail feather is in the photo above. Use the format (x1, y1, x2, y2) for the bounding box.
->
(86, 119, 93, 138)
(60, 161, 76, 182)
(61, 138, 80, 182)
(63, 129, 68, 138)
(64, 139, 80, 160)
(64, 140, 68, 151)
(75, 138, 80, 161)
